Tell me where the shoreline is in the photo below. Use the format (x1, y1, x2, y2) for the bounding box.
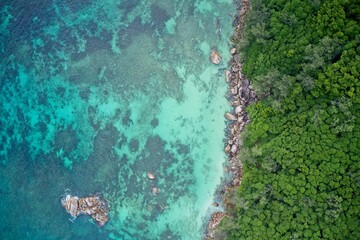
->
(206, 0, 255, 238)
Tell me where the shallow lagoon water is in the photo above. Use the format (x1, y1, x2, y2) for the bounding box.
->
(0, 0, 235, 239)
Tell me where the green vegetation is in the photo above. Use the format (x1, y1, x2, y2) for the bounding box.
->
(220, 0, 360, 239)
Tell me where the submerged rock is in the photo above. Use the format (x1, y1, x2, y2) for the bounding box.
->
(151, 187, 159, 196)
(210, 50, 222, 65)
(61, 193, 109, 227)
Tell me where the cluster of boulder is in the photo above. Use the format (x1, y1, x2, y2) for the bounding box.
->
(207, 212, 225, 236)
(207, 46, 257, 239)
(61, 193, 109, 227)
(207, 1, 255, 238)
(224, 48, 257, 184)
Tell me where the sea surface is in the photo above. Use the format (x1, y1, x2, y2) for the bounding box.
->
(0, 0, 236, 239)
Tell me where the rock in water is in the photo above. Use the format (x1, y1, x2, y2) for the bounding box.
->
(230, 48, 237, 55)
(61, 195, 80, 218)
(147, 172, 155, 180)
(61, 193, 109, 227)
(210, 50, 222, 65)
(225, 112, 237, 121)
(225, 70, 231, 83)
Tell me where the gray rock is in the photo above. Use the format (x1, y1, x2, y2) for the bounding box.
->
(243, 78, 250, 88)
(233, 124, 239, 132)
(235, 105, 244, 114)
(241, 88, 250, 99)
(232, 65, 239, 72)
(225, 112, 237, 121)
(225, 70, 231, 83)
(224, 145, 231, 153)
(231, 86, 238, 95)
(232, 178, 240, 186)
(231, 144, 238, 154)
(238, 116, 244, 123)
(231, 127, 236, 135)
(210, 50, 222, 65)
(240, 7, 246, 16)
(232, 100, 241, 106)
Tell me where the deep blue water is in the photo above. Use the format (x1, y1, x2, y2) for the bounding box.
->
(0, 0, 236, 239)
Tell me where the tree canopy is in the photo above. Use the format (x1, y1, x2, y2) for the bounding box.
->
(220, 0, 360, 239)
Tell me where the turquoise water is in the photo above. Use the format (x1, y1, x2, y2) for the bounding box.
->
(0, 0, 235, 239)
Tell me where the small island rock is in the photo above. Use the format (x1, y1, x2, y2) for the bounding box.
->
(210, 50, 222, 65)
(61, 193, 109, 227)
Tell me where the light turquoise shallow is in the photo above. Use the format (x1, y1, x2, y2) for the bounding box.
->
(0, 0, 236, 239)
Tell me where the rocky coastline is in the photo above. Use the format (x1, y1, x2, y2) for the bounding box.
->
(206, 0, 255, 238)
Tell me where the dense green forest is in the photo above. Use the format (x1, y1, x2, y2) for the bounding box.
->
(220, 0, 360, 239)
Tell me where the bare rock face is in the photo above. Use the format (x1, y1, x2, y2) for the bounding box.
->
(61, 194, 109, 227)
(210, 50, 222, 65)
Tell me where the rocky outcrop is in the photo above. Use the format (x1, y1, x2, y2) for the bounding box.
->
(221, 49, 257, 183)
(61, 193, 109, 227)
